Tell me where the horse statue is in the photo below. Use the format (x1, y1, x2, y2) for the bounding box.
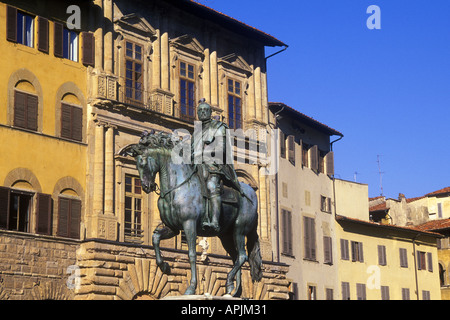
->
(121, 131, 262, 297)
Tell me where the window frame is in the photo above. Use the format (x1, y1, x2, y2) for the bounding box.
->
(227, 78, 242, 129)
(303, 216, 316, 261)
(179, 60, 196, 122)
(124, 174, 144, 243)
(124, 41, 144, 105)
(281, 209, 293, 256)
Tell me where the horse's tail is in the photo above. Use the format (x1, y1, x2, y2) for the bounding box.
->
(247, 226, 263, 282)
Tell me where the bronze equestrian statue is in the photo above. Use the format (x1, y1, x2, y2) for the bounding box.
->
(121, 100, 262, 297)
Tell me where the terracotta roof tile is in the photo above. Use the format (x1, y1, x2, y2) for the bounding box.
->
(415, 219, 450, 232)
(369, 201, 387, 212)
(425, 187, 450, 197)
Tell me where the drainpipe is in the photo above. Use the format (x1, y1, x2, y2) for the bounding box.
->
(413, 234, 420, 300)
(272, 106, 284, 262)
(330, 134, 343, 218)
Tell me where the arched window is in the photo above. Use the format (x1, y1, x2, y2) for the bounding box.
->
(13, 80, 38, 131)
(60, 93, 82, 142)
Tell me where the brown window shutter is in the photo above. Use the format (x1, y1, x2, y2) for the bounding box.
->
(26, 94, 38, 131)
(287, 135, 295, 165)
(14, 90, 27, 128)
(325, 151, 334, 176)
(324, 236, 332, 264)
(72, 106, 82, 141)
(310, 145, 318, 172)
(57, 197, 69, 237)
(61, 103, 72, 139)
(82, 32, 95, 66)
(0, 187, 10, 229)
(54, 22, 63, 58)
(281, 209, 287, 253)
(70, 199, 81, 239)
(287, 210, 292, 255)
(359, 242, 364, 262)
(279, 131, 286, 159)
(36, 193, 52, 235)
(6, 6, 17, 42)
(427, 252, 433, 272)
(37, 16, 49, 53)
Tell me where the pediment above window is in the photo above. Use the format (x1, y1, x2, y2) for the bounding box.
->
(114, 13, 157, 40)
(218, 53, 252, 76)
(169, 35, 204, 58)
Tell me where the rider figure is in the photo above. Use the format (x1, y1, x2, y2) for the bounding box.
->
(192, 99, 243, 232)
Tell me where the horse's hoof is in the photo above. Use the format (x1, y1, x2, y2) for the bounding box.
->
(159, 262, 171, 274)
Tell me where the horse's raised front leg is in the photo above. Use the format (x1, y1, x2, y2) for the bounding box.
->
(152, 223, 178, 274)
(183, 220, 198, 295)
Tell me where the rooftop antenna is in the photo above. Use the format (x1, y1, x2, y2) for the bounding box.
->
(377, 155, 384, 196)
(354, 171, 359, 182)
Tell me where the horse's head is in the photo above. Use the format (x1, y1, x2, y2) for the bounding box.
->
(120, 144, 160, 194)
(136, 150, 159, 194)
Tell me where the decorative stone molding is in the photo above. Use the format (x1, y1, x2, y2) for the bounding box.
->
(31, 281, 74, 300)
(3, 167, 42, 193)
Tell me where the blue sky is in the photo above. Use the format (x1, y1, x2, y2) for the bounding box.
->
(196, 0, 450, 199)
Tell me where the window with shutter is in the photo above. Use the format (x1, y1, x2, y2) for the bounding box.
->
(325, 151, 334, 176)
(381, 286, 390, 300)
(0, 187, 11, 229)
(37, 17, 49, 53)
(302, 142, 309, 168)
(378, 245, 387, 266)
(310, 145, 318, 172)
(54, 22, 63, 57)
(341, 282, 350, 300)
(340, 239, 349, 260)
(356, 283, 366, 300)
(287, 135, 295, 165)
(304, 216, 316, 260)
(58, 197, 81, 239)
(281, 209, 293, 256)
(417, 251, 426, 270)
(427, 252, 433, 272)
(36, 193, 52, 235)
(14, 90, 38, 131)
(82, 32, 95, 66)
(402, 288, 410, 300)
(400, 248, 408, 268)
(324, 236, 333, 264)
(6, 6, 17, 42)
(351, 241, 364, 262)
(61, 103, 83, 141)
(279, 131, 286, 159)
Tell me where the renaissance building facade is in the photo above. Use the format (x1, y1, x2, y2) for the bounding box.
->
(0, 0, 291, 299)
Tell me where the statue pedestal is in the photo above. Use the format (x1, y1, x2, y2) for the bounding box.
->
(161, 294, 242, 300)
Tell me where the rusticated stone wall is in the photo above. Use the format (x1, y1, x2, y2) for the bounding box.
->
(75, 240, 290, 300)
(0, 231, 79, 300)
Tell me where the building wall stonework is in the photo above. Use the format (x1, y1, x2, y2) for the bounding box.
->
(74, 240, 290, 300)
(0, 231, 79, 300)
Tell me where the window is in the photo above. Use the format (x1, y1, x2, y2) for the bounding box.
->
(125, 42, 143, 104)
(381, 286, 390, 300)
(61, 103, 82, 141)
(402, 288, 410, 300)
(14, 90, 38, 131)
(320, 196, 332, 213)
(417, 251, 427, 270)
(0, 187, 52, 235)
(302, 143, 309, 167)
(54, 22, 79, 62)
(281, 209, 293, 256)
(124, 175, 143, 243)
(307, 285, 316, 300)
(378, 245, 387, 266)
(180, 61, 195, 122)
(279, 131, 286, 159)
(6, 6, 34, 48)
(318, 150, 326, 173)
(287, 135, 295, 165)
(57, 197, 81, 239)
(438, 203, 443, 219)
(227, 79, 242, 129)
(304, 216, 316, 260)
(356, 283, 366, 300)
(351, 241, 364, 262)
(422, 290, 431, 300)
(325, 288, 334, 300)
(399, 248, 408, 268)
(17, 11, 34, 47)
(323, 236, 333, 264)
(340, 239, 350, 260)
(341, 282, 350, 300)
(427, 252, 433, 272)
